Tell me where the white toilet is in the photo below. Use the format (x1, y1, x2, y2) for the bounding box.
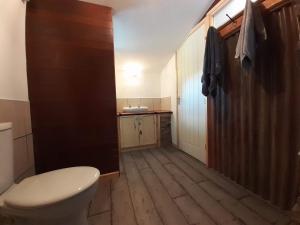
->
(0, 122, 100, 225)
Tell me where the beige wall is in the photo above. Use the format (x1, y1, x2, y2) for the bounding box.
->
(0, 99, 34, 182)
(0, 0, 34, 182)
(116, 97, 172, 113)
(116, 72, 161, 98)
(160, 56, 177, 145)
(117, 98, 161, 112)
(0, 0, 28, 101)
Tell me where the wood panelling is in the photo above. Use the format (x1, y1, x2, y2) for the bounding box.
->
(26, 0, 118, 174)
(208, 1, 300, 209)
(177, 23, 208, 164)
(218, 0, 290, 39)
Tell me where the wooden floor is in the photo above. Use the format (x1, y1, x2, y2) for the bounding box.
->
(87, 147, 298, 225)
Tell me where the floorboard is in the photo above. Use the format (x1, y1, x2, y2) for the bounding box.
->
(221, 198, 271, 225)
(131, 151, 149, 170)
(111, 173, 137, 225)
(173, 149, 249, 199)
(122, 153, 163, 225)
(150, 148, 171, 164)
(164, 163, 239, 225)
(87, 148, 294, 225)
(119, 158, 125, 174)
(142, 150, 186, 198)
(89, 179, 111, 216)
(140, 168, 189, 225)
(199, 180, 271, 225)
(241, 197, 288, 223)
(174, 195, 216, 225)
(161, 148, 207, 183)
(88, 211, 111, 225)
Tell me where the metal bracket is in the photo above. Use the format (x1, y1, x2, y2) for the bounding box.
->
(226, 14, 237, 24)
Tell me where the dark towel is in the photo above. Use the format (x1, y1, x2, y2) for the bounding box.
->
(235, 0, 267, 70)
(201, 27, 224, 97)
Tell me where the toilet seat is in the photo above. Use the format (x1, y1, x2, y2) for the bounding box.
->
(3, 167, 100, 210)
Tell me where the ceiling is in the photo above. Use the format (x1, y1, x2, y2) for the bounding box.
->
(81, 0, 213, 77)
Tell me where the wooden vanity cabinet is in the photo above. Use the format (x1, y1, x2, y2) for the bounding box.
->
(119, 115, 157, 150)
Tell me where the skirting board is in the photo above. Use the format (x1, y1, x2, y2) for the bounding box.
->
(99, 171, 120, 182)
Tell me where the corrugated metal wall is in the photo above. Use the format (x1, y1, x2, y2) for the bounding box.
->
(208, 1, 300, 209)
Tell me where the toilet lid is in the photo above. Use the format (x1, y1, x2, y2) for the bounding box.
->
(3, 167, 100, 209)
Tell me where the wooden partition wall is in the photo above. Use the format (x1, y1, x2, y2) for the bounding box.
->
(208, 0, 300, 209)
(26, 0, 119, 174)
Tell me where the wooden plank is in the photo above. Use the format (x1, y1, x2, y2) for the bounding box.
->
(241, 196, 288, 223)
(119, 157, 125, 174)
(89, 179, 111, 216)
(275, 216, 292, 225)
(140, 168, 189, 225)
(199, 181, 234, 202)
(175, 150, 248, 199)
(151, 148, 171, 164)
(142, 150, 186, 198)
(199, 181, 271, 225)
(260, 0, 287, 11)
(218, 0, 288, 38)
(88, 211, 111, 225)
(164, 163, 238, 225)
(219, 14, 243, 38)
(111, 174, 137, 225)
(122, 153, 163, 225)
(221, 198, 271, 225)
(161, 148, 207, 183)
(131, 151, 149, 170)
(174, 195, 216, 225)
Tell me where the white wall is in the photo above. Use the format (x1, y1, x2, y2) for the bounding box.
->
(0, 0, 28, 101)
(160, 55, 177, 145)
(116, 72, 161, 98)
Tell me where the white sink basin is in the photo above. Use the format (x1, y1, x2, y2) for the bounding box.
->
(123, 106, 149, 113)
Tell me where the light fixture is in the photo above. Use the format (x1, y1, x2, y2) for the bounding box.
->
(122, 63, 143, 86)
(123, 63, 143, 78)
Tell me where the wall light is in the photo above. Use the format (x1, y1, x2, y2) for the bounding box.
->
(123, 63, 143, 86)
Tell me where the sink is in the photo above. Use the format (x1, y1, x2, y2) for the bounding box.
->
(123, 106, 149, 113)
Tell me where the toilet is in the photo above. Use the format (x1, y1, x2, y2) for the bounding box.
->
(0, 122, 100, 225)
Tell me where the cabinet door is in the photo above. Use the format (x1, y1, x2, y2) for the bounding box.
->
(139, 115, 157, 146)
(120, 116, 139, 148)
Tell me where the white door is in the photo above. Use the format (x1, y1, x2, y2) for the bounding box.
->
(120, 116, 139, 148)
(139, 115, 157, 146)
(177, 20, 208, 164)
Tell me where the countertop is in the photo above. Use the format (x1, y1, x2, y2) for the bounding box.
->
(117, 110, 172, 116)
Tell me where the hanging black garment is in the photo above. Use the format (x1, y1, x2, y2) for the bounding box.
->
(201, 26, 224, 97)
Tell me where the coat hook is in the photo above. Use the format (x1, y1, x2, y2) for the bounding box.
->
(226, 14, 236, 24)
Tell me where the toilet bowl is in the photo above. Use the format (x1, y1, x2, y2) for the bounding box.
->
(0, 123, 100, 225)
